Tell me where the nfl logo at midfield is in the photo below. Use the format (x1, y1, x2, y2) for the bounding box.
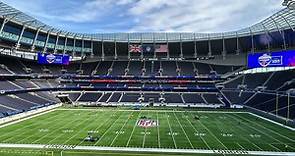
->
(137, 119, 158, 128)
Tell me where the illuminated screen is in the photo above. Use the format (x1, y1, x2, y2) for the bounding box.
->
(37, 53, 70, 65)
(247, 50, 295, 69)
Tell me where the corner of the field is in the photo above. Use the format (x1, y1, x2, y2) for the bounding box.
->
(0, 103, 62, 128)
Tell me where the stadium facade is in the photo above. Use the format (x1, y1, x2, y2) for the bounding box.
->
(0, 1, 294, 155)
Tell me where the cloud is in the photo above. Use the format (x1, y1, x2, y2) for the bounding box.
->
(0, 0, 284, 33)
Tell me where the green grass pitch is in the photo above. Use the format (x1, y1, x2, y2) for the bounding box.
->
(0, 108, 294, 156)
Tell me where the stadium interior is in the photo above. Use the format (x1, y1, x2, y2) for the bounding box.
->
(0, 1, 294, 156)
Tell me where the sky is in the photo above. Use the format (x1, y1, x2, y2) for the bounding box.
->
(1, 0, 284, 33)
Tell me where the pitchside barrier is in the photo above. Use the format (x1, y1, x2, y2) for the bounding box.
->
(0, 103, 62, 126)
(246, 106, 295, 128)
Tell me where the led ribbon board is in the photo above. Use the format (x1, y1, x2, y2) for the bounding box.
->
(37, 53, 70, 65)
(247, 50, 295, 69)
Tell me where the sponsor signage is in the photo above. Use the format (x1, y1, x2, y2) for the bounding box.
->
(37, 53, 70, 65)
(247, 50, 295, 68)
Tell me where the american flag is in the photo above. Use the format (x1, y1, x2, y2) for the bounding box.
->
(155, 44, 168, 53)
(129, 44, 142, 53)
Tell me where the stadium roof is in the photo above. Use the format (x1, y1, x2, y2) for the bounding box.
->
(0, 2, 295, 41)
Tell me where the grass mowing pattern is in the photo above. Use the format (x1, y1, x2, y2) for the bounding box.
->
(0, 108, 294, 153)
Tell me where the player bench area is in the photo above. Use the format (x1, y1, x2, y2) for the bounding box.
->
(0, 108, 294, 156)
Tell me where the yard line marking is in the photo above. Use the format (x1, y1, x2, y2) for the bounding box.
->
(188, 112, 228, 150)
(142, 111, 149, 148)
(75, 109, 119, 146)
(181, 112, 210, 150)
(156, 112, 160, 148)
(172, 111, 194, 149)
(110, 111, 135, 146)
(126, 111, 142, 147)
(232, 114, 294, 151)
(224, 114, 263, 151)
(2, 111, 67, 143)
(165, 111, 177, 149)
(240, 114, 295, 142)
(31, 112, 85, 144)
(94, 111, 126, 146)
(0, 110, 60, 139)
(269, 143, 282, 151)
(141, 112, 149, 148)
(61, 111, 108, 145)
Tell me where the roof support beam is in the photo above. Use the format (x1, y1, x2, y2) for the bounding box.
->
(236, 32, 240, 55)
(261, 23, 271, 51)
(63, 33, 69, 55)
(15, 25, 26, 49)
(31, 25, 46, 52)
(166, 33, 169, 59)
(180, 34, 183, 58)
(127, 34, 130, 60)
(208, 34, 212, 56)
(278, 13, 295, 31)
(250, 28, 255, 53)
(114, 37, 117, 59)
(194, 33, 197, 58)
(81, 36, 85, 57)
(54, 31, 62, 53)
(43, 28, 54, 53)
(222, 33, 226, 59)
(73, 35, 76, 57)
(101, 34, 104, 59)
(90, 37, 94, 58)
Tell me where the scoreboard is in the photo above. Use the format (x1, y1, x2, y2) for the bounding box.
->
(37, 53, 70, 65)
(247, 50, 295, 69)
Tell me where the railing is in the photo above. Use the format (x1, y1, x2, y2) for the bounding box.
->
(0, 31, 92, 53)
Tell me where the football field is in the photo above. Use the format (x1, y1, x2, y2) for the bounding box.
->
(0, 108, 294, 155)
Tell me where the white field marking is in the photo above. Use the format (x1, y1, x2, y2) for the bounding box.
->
(125, 111, 142, 147)
(110, 111, 134, 146)
(61, 111, 108, 145)
(188, 111, 228, 150)
(232, 114, 294, 151)
(268, 143, 282, 152)
(165, 112, 177, 149)
(32, 112, 84, 144)
(237, 142, 246, 150)
(57, 108, 248, 114)
(224, 114, 263, 151)
(2, 143, 295, 156)
(75, 110, 119, 146)
(1, 110, 65, 143)
(94, 111, 126, 146)
(172, 111, 194, 149)
(142, 111, 149, 148)
(0, 104, 61, 128)
(236, 114, 295, 144)
(248, 112, 295, 131)
(156, 112, 160, 148)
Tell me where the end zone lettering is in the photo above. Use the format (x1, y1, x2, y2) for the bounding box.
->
(43, 144, 76, 150)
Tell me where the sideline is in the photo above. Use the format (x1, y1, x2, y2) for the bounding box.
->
(0, 103, 62, 128)
(0, 143, 294, 156)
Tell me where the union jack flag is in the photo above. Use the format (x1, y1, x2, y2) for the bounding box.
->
(129, 44, 142, 53)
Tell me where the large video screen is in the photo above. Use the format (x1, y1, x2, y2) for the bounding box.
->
(37, 53, 70, 65)
(247, 50, 295, 69)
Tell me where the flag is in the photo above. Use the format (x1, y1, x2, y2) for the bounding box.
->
(129, 44, 142, 53)
(155, 44, 168, 53)
(142, 44, 155, 53)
